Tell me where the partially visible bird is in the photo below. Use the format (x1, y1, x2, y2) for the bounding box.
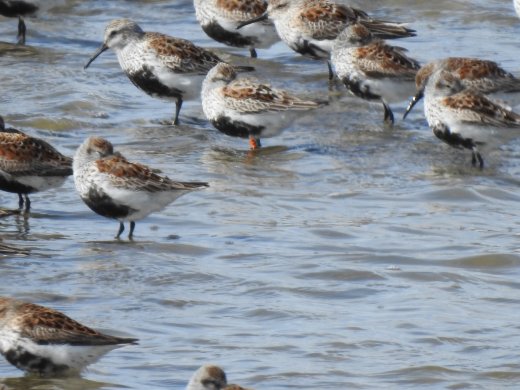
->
(0, 296, 137, 376)
(404, 57, 520, 119)
(331, 23, 420, 125)
(0, 116, 72, 210)
(186, 365, 253, 390)
(0, 0, 38, 44)
(237, 0, 415, 78)
(193, 0, 279, 58)
(423, 69, 520, 168)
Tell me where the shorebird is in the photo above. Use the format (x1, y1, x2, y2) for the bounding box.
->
(0, 296, 137, 376)
(423, 69, 520, 168)
(202, 62, 321, 149)
(73, 136, 209, 239)
(404, 57, 520, 119)
(331, 23, 420, 125)
(237, 0, 415, 78)
(187, 365, 252, 390)
(84, 18, 253, 125)
(193, 0, 279, 58)
(0, 116, 72, 210)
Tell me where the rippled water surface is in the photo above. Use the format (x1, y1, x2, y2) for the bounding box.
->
(2, 0, 520, 389)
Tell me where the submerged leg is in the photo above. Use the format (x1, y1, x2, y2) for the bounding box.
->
(173, 97, 183, 126)
(383, 102, 394, 126)
(116, 222, 125, 239)
(128, 221, 136, 240)
(249, 48, 257, 58)
(471, 146, 484, 169)
(249, 135, 261, 150)
(17, 17, 26, 45)
(327, 60, 334, 81)
(23, 194, 31, 211)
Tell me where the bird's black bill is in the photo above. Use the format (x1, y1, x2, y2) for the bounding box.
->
(84, 44, 109, 70)
(236, 13, 268, 30)
(403, 90, 424, 120)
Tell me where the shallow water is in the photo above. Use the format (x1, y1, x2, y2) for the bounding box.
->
(1, 0, 520, 389)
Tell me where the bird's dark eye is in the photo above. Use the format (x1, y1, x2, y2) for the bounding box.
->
(109, 30, 117, 38)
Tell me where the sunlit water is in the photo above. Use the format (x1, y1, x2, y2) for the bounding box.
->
(1, 0, 520, 389)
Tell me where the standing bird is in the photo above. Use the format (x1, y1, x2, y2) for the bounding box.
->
(237, 0, 415, 78)
(0, 296, 137, 376)
(84, 18, 253, 126)
(187, 365, 252, 390)
(73, 136, 208, 239)
(193, 0, 279, 58)
(331, 23, 420, 125)
(404, 57, 520, 119)
(0, 0, 38, 44)
(0, 116, 72, 210)
(423, 70, 520, 168)
(202, 62, 321, 149)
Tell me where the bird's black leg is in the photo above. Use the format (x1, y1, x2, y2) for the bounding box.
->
(383, 102, 394, 126)
(249, 48, 257, 58)
(24, 195, 31, 211)
(17, 17, 27, 45)
(128, 221, 135, 240)
(471, 147, 484, 170)
(116, 222, 125, 239)
(18, 194, 24, 209)
(173, 97, 183, 126)
(327, 60, 334, 81)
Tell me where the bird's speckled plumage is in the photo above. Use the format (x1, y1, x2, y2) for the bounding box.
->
(73, 136, 208, 239)
(423, 70, 520, 167)
(240, 0, 415, 60)
(0, 116, 72, 209)
(193, 0, 279, 57)
(404, 57, 520, 119)
(202, 62, 320, 148)
(84, 18, 233, 125)
(331, 23, 420, 124)
(0, 296, 137, 375)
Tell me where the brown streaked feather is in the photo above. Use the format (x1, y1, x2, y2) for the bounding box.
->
(96, 155, 208, 192)
(300, 1, 366, 40)
(443, 92, 520, 127)
(222, 82, 318, 113)
(0, 131, 72, 176)
(216, 0, 267, 19)
(14, 302, 135, 346)
(146, 32, 221, 74)
(355, 42, 420, 79)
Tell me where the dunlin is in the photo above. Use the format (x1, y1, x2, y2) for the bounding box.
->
(0, 116, 72, 210)
(202, 62, 321, 149)
(331, 23, 420, 125)
(187, 365, 252, 390)
(193, 0, 279, 58)
(73, 136, 208, 239)
(237, 0, 415, 77)
(423, 70, 520, 168)
(0, 0, 38, 44)
(84, 18, 253, 126)
(404, 57, 520, 119)
(0, 296, 137, 376)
